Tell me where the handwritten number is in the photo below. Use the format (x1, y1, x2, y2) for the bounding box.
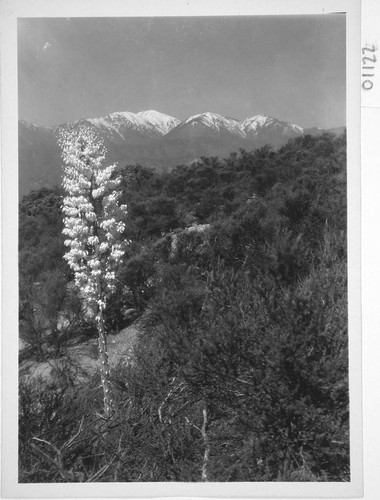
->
(362, 80, 373, 90)
(362, 45, 376, 54)
(362, 45, 377, 91)
(362, 55, 377, 65)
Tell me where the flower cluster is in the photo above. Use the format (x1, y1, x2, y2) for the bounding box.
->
(60, 126, 129, 310)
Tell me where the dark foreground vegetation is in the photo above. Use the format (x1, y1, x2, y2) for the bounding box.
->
(19, 132, 349, 482)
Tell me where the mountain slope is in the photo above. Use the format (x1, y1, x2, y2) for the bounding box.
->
(19, 121, 62, 195)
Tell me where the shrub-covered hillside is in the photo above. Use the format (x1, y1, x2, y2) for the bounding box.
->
(19, 132, 349, 482)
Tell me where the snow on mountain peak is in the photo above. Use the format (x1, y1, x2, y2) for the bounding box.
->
(86, 110, 180, 137)
(31, 110, 304, 149)
(185, 111, 226, 124)
(241, 115, 303, 136)
(88, 111, 143, 129)
(109, 111, 149, 127)
(137, 110, 180, 134)
(241, 115, 274, 131)
(183, 112, 245, 137)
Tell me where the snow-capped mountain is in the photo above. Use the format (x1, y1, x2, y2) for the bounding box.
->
(241, 115, 303, 137)
(18, 110, 343, 196)
(167, 112, 246, 140)
(54, 110, 302, 146)
(74, 110, 179, 144)
(86, 112, 157, 143)
(137, 110, 180, 135)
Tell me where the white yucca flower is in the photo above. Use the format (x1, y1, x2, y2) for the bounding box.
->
(100, 218, 116, 230)
(88, 258, 101, 269)
(99, 242, 109, 253)
(60, 125, 128, 304)
(87, 236, 99, 246)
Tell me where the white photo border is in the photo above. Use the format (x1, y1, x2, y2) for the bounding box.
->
(1, 0, 362, 498)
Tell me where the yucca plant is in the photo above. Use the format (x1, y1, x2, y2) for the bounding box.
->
(59, 125, 128, 416)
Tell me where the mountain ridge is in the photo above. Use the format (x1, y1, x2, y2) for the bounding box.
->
(19, 110, 345, 196)
(33, 109, 306, 139)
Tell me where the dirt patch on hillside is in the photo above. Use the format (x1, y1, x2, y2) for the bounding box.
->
(19, 325, 140, 385)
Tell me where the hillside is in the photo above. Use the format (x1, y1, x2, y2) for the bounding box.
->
(19, 131, 349, 482)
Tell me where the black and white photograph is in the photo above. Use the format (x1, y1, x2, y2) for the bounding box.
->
(1, 0, 366, 497)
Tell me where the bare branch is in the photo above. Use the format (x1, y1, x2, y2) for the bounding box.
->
(201, 408, 210, 482)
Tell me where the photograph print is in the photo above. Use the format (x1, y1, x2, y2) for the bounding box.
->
(17, 9, 355, 487)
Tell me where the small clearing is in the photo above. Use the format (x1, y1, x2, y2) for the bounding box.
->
(19, 325, 139, 385)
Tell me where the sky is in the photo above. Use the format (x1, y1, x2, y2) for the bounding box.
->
(18, 15, 346, 129)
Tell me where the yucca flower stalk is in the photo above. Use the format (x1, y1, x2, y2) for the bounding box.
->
(59, 125, 128, 416)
